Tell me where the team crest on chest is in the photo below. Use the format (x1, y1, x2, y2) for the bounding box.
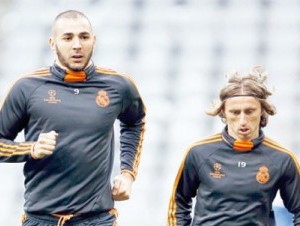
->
(256, 165, 270, 184)
(96, 90, 110, 107)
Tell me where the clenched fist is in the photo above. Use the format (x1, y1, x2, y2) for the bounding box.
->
(32, 131, 58, 159)
(112, 171, 134, 201)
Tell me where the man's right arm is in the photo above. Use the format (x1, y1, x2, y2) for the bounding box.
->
(0, 79, 35, 162)
(167, 148, 199, 226)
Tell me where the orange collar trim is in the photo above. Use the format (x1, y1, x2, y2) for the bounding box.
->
(64, 70, 86, 83)
(233, 140, 254, 151)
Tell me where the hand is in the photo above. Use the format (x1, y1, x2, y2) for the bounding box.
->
(112, 171, 134, 201)
(32, 131, 58, 159)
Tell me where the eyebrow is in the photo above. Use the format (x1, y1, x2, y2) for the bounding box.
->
(62, 32, 91, 36)
(228, 107, 257, 112)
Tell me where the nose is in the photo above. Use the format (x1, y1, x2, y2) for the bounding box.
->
(72, 37, 82, 49)
(239, 113, 247, 125)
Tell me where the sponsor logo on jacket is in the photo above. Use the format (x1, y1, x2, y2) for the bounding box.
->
(210, 163, 225, 179)
(44, 90, 61, 104)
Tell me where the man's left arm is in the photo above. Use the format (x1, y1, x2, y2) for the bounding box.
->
(113, 78, 146, 201)
(280, 155, 300, 225)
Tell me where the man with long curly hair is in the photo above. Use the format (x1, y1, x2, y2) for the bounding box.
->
(168, 66, 300, 225)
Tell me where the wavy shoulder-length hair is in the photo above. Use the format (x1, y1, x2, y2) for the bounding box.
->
(206, 65, 276, 128)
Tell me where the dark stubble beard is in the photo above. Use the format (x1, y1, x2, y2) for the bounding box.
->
(55, 46, 93, 71)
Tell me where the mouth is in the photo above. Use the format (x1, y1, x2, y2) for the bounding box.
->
(71, 55, 84, 63)
(239, 128, 249, 135)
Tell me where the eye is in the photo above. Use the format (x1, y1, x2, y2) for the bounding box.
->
(79, 33, 91, 40)
(245, 109, 255, 115)
(63, 36, 72, 41)
(230, 110, 240, 115)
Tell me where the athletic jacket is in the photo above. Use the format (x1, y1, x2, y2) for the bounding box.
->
(0, 63, 146, 214)
(168, 128, 300, 226)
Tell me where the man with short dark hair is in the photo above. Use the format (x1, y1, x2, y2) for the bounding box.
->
(0, 10, 146, 226)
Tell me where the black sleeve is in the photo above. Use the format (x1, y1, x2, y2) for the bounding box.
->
(168, 147, 200, 226)
(118, 76, 146, 178)
(0, 79, 34, 162)
(279, 154, 300, 225)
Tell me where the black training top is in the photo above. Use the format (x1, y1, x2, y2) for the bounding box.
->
(0, 63, 146, 214)
(168, 128, 300, 226)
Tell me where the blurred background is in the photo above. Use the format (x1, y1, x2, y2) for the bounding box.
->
(0, 0, 299, 225)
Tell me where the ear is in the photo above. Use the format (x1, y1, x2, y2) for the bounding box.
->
(220, 109, 225, 118)
(93, 35, 96, 48)
(49, 37, 55, 51)
(220, 110, 227, 124)
(221, 117, 227, 124)
(260, 108, 265, 117)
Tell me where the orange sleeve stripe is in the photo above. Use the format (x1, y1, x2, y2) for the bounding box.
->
(131, 117, 146, 178)
(0, 142, 33, 148)
(263, 138, 300, 174)
(168, 148, 189, 226)
(0, 68, 51, 110)
(21, 68, 50, 76)
(95, 67, 147, 112)
(96, 66, 147, 177)
(0, 142, 35, 157)
(168, 134, 222, 225)
(0, 146, 31, 151)
(95, 66, 117, 74)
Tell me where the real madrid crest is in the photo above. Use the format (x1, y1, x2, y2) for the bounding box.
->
(96, 90, 110, 107)
(256, 165, 270, 184)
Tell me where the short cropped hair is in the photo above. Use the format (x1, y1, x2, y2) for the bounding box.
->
(51, 10, 92, 34)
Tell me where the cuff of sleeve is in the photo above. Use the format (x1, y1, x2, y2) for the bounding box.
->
(121, 169, 136, 181)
